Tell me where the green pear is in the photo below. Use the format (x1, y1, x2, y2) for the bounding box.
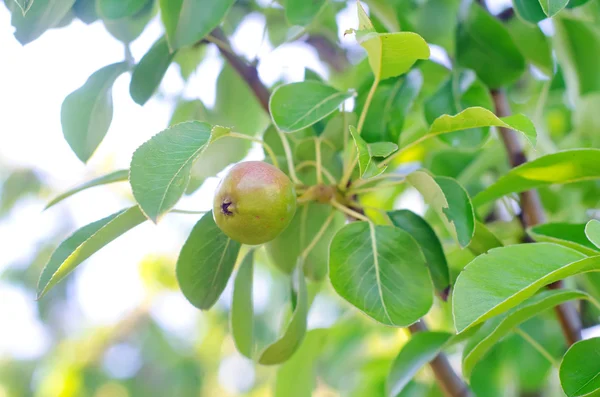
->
(213, 161, 297, 245)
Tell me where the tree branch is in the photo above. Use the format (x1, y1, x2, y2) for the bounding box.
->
(491, 89, 582, 346)
(213, 27, 469, 396)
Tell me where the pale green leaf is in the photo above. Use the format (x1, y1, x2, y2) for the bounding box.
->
(329, 222, 433, 326)
(37, 206, 146, 298)
(406, 171, 475, 248)
(462, 289, 590, 379)
(103, 0, 155, 43)
(176, 211, 241, 310)
(452, 243, 600, 333)
(349, 126, 371, 178)
(14, 0, 34, 15)
(231, 251, 254, 359)
(473, 149, 600, 206)
(539, 0, 569, 17)
(45, 170, 129, 209)
(386, 332, 452, 397)
(8, 0, 75, 44)
(159, 0, 235, 50)
(586, 220, 600, 250)
(269, 81, 353, 133)
(97, 0, 147, 19)
(369, 142, 398, 158)
(467, 221, 504, 256)
(61, 62, 128, 163)
(129, 121, 211, 223)
(529, 223, 599, 256)
(130, 35, 176, 105)
(259, 272, 308, 365)
(559, 337, 600, 397)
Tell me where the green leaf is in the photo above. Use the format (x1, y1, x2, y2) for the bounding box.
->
(176, 211, 241, 310)
(406, 171, 475, 248)
(169, 100, 209, 126)
(97, 0, 147, 19)
(388, 210, 450, 295)
(259, 272, 308, 365)
(14, 0, 34, 15)
(386, 332, 452, 397)
(462, 289, 590, 379)
(61, 62, 128, 163)
(285, 0, 325, 26)
(45, 170, 129, 209)
(539, 0, 569, 16)
(130, 36, 176, 105)
(560, 337, 600, 397)
(452, 243, 599, 333)
(513, 0, 546, 23)
(73, 0, 98, 24)
(231, 251, 254, 359)
(37, 206, 146, 298)
(159, 0, 235, 50)
(274, 329, 328, 397)
(507, 16, 553, 77)
(129, 121, 211, 223)
(103, 0, 154, 43)
(269, 81, 353, 133)
(473, 149, 600, 206)
(329, 221, 433, 326)
(266, 203, 345, 281)
(456, 3, 526, 88)
(348, 126, 393, 179)
(354, 2, 430, 81)
(529, 223, 599, 256)
(467, 221, 504, 256)
(369, 142, 398, 158)
(8, 0, 75, 44)
(586, 220, 600, 250)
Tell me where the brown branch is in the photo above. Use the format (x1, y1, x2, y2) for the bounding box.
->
(409, 321, 472, 397)
(213, 27, 469, 396)
(491, 89, 582, 345)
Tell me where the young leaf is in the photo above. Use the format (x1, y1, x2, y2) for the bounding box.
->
(269, 82, 354, 133)
(258, 272, 308, 365)
(386, 332, 453, 397)
(513, 0, 546, 23)
(274, 329, 328, 397)
(130, 35, 176, 105)
(539, 0, 569, 17)
(348, 126, 394, 179)
(61, 62, 128, 163)
(159, 0, 235, 50)
(559, 337, 600, 397)
(388, 210, 450, 295)
(462, 289, 590, 379)
(8, 0, 75, 44)
(97, 0, 148, 19)
(285, 0, 326, 26)
(129, 121, 211, 223)
(406, 171, 475, 248)
(452, 243, 598, 333)
(354, 2, 429, 81)
(329, 222, 434, 326)
(369, 142, 398, 158)
(529, 223, 599, 256)
(456, 3, 525, 88)
(176, 211, 241, 310)
(37, 206, 146, 298)
(45, 170, 129, 209)
(473, 149, 600, 206)
(586, 220, 600, 250)
(231, 251, 254, 359)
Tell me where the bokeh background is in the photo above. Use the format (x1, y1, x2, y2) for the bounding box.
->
(2, 0, 599, 396)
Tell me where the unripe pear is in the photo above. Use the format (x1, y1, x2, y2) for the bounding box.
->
(213, 161, 296, 245)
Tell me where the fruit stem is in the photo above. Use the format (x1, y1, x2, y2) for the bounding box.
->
(315, 137, 324, 185)
(223, 132, 280, 169)
(351, 173, 405, 189)
(295, 161, 336, 184)
(331, 199, 369, 222)
(300, 210, 336, 260)
(276, 128, 301, 184)
(348, 179, 406, 195)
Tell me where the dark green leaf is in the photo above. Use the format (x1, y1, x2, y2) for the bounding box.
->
(231, 251, 254, 359)
(73, 0, 98, 24)
(97, 0, 147, 19)
(61, 62, 128, 163)
(38, 206, 146, 298)
(559, 337, 600, 396)
(159, 0, 235, 50)
(329, 221, 433, 326)
(388, 210, 450, 295)
(259, 272, 308, 365)
(456, 3, 526, 88)
(507, 16, 553, 77)
(130, 36, 176, 105)
(473, 149, 600, 206)
(176, 211, 241, 310)
(513, 0, 546, 23)
(8, 0, 75, 44)
(45, 170, 129, 209)
(529, 222, 599, 255)
(453, 243, 595, 332)
(129, 121, 211, 222)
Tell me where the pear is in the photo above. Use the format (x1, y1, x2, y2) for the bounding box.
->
(213, 161, 296, 245)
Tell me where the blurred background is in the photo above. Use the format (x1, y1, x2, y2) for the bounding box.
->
(2, 0, 599, 396)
